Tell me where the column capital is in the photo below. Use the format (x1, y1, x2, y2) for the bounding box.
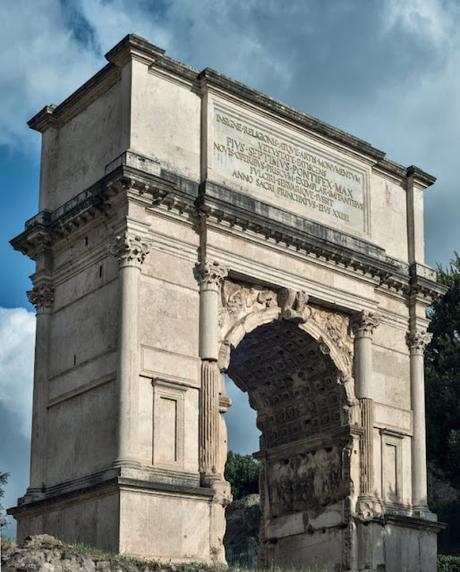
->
(27, 283, 54, 312)
(407, 329, 432, 355)
(110, 232, 151, 268)
(350, 310, 381, 339)
(195, 260, 228, 289)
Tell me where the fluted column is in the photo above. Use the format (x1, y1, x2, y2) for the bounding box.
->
(351, 311, 381, 513)
(111, 232, 150, 468)
(196, 260, 227, 480)
(27, 281, 54, 493)
(407, 328, 432, 509)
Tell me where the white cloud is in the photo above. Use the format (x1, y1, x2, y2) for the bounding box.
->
(0, 0, 100, 151)
(382, 0, 454, 47)
(0, 307, 35, 437)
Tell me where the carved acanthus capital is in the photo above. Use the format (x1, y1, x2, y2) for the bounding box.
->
(111, 233, 151, 268)
(27, 284, 54, 311)
(278, 288, 308, 322)
(407, 329, 432, 355)
(350, 311, 381, 339)
(195, 260, 228, 289)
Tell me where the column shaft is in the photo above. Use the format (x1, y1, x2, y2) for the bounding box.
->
(199, 360, 220, 475)
(351, 311, 380, 502)
(196, 260, 227, 478)
(408, 329, 431, 508)
(115, 264, 140, 466)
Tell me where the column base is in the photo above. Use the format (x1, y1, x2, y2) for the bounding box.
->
(111, 458, 142, 470)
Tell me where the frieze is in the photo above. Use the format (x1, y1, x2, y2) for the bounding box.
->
(267, 445, 350, 517)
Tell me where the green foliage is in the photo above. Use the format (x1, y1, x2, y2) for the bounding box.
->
(225, 452, 260, 500)
(0, 471, 9, 529)
(425, 253, 460, 487)
(438, 554, 460, 572)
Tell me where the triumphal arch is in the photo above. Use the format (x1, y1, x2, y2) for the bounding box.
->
(10, 35, 446, 571)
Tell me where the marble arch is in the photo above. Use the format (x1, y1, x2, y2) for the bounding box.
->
(10, 34, 446, 571)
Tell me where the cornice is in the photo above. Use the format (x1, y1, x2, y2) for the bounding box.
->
(11, 161, 195, 259)
(26, 34, 436, 188)
(198, 179, 409, 287)
(11, 155, 443, 304)
(409, 263, 447, 303)
(28, 64, 120, 132)
(407, 165, 437, 189)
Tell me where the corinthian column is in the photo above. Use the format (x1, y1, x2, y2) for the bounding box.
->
(351, 311, 381, 400)
(195, 261, 227, 479)
(27, 281, 54, 493)
(407, 328, 432, 509)
(111, 232, 150, 468)
(351, 311, 381, 513)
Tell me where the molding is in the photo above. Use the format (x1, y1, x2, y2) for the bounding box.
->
(48, 373, 115, 408)
(28, 64, 120, 132)
(48, 348, 116, 384)
(10, 159, 444, 304)
(8, 474, 213, 517)
(383, 513, 444, 533)
(27, 33, 435, 188)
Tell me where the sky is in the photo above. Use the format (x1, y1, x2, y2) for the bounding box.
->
(1, 0, 460, 537)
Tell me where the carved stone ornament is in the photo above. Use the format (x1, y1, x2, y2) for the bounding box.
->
(111, 233, 151, 267)
(195, 260, 228, 288)
(356, 496, 384, 522)
(350, 310, 381, 338)
(406, 329, 432, 354)
(278, 288, 308, 322)
(27, 284, 54, 310)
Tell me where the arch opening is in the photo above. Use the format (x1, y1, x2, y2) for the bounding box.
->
(223, 318, 355, 569)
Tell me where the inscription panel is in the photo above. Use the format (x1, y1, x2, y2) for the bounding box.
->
(209, 102, 370, 234)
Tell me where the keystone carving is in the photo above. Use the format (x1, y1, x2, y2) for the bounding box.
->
(27, 284, 54, 310)
(111, 233, 151, 268)
(350, 310, 381, 338)
(195, 260, 228, 288)
(278, 288, 308, 322)
(406, 329, 432, 354)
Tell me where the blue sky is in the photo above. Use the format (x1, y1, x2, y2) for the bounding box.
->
(1, 0, 460, 537)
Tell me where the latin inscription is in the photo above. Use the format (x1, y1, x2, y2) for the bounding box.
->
(212, 107, 368, 232)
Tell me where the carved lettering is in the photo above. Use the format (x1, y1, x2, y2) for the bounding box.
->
(213, 108, 368, 232)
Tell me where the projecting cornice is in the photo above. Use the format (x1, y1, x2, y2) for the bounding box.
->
(11, 149, 442, 303)
(26, 34, 436, 189)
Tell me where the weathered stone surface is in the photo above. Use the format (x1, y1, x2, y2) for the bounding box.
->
(9, 33, 446, 571)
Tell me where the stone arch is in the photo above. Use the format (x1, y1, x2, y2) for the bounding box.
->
(218, 279, 357, 404)
(219, 279, 359, 569)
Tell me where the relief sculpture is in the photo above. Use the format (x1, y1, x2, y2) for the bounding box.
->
(267, 445, 350, 517)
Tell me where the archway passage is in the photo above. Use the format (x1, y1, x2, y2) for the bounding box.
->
(226, 319, 355, 570)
